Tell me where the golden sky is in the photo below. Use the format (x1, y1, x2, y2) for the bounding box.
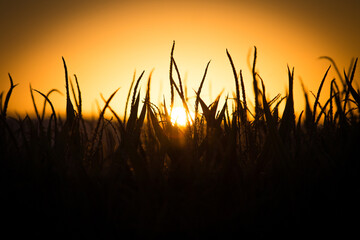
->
(1, 0, 359, 117)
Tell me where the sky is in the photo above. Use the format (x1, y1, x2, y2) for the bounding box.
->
(1, 0, 359, 117)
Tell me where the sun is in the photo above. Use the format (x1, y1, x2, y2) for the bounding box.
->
(170, 107, 194, 127)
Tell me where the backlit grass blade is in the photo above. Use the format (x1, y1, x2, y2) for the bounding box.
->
(30, 84, 41, 124)
(70, 80, 79, 115)
(198, 93, 223, 129)
(89, 88, 119, 157)
(279, 66, 295, 139)
(104, 102, 125, 136)
(210, 93, 222, 116)
(135, 71, 151, 145)
(167, 42, 195, 126)
(226, 49, 249, 145)
(226, 49, 242, 124)
(0, 75, 19, 150)
(146, 70, 153, 104)
(125, 71, 145, 132)
(215, 96, 228, 127)
(34, 89, 58, 140)
(169, 41, 175, 110)
(1, 74, 18, 118)
(346, 57, 356, 85)
(313, 65, 331, 123)
(73, 74, 89, 141)
(124, 71, 137, 126)
(332, 80, 347, 126)
(169, 60, 193, 125)
(172, 57, 184, 98)
(69, 74, 83, 120)
(320, 56, 345, 87)
(272, 96, 286, 125)
(131, 70, 145, 111)
(134, 98, 146, 144)
(198, 95, 211, 123)
(301, 80, 313, 130)
(315, 93, 336, 125)
(252, 47, 261, 121)
(239, 70, 248, 121)
(62, 57, 75, 126)
(195, 61, 211, 117)
(296, 110, 303, 132)
(328, 79, 335, 124)
(194, 65, 209, 146)
(162, 98, 172, 127)
(344, 58, 360, 107)
(74, 74, 82, 117)
(127, 92, 140, 133)
(260, 77, 288, 167)
(239, 70, 251, 155)
(148, 103, 170, 151)
(346, 79, 360, 107)
(260, 78, 277, 133)
(40, 89, 61, 122)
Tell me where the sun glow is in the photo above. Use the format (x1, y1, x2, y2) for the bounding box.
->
(170, 107, 194, 127)
(1, 1, 358, 118)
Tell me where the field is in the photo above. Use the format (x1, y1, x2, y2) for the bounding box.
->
(1, 43, 360, 238)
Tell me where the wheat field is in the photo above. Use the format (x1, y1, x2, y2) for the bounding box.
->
(1, 43, 359, 238)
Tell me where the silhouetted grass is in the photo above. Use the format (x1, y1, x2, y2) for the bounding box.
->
(1, 42, 360, 238)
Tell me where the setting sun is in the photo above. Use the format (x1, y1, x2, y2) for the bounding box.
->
(170, 107, 194, 126)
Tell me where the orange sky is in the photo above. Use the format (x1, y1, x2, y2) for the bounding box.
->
(1, 0, 359, 118)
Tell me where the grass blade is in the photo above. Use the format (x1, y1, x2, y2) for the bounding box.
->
(226, 49, 242, 125)
(313, 65, 331, 123)
(74, 74, 82, 117)
(2, 74, 18, 118)
(279, 66, 295, 139)
(172, 57, 184, 98)
(344, 58, 360, 107)
(124, 71, 137, 126)
(62, 57, 75, 126)
(131, 70, 145, 110)
(195, 61, 211, 116)
(169, 41, 175, 110)
(34, 89, 58, 139)
(319, 56, 345, 87)
(41, 89, 61, 122)
(89, 88, 120, 155)
(252, 46, 261, 121)
(30, 84, 41, 124)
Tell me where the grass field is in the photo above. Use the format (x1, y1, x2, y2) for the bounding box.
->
(1, 43, 360, 238)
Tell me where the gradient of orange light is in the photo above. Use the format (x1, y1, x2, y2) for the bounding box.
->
(1, 1, 358, 118)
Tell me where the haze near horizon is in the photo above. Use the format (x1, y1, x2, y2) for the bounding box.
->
(1, 0, 359, 117)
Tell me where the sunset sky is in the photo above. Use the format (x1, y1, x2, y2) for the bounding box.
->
(1, 0, 359, 117)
